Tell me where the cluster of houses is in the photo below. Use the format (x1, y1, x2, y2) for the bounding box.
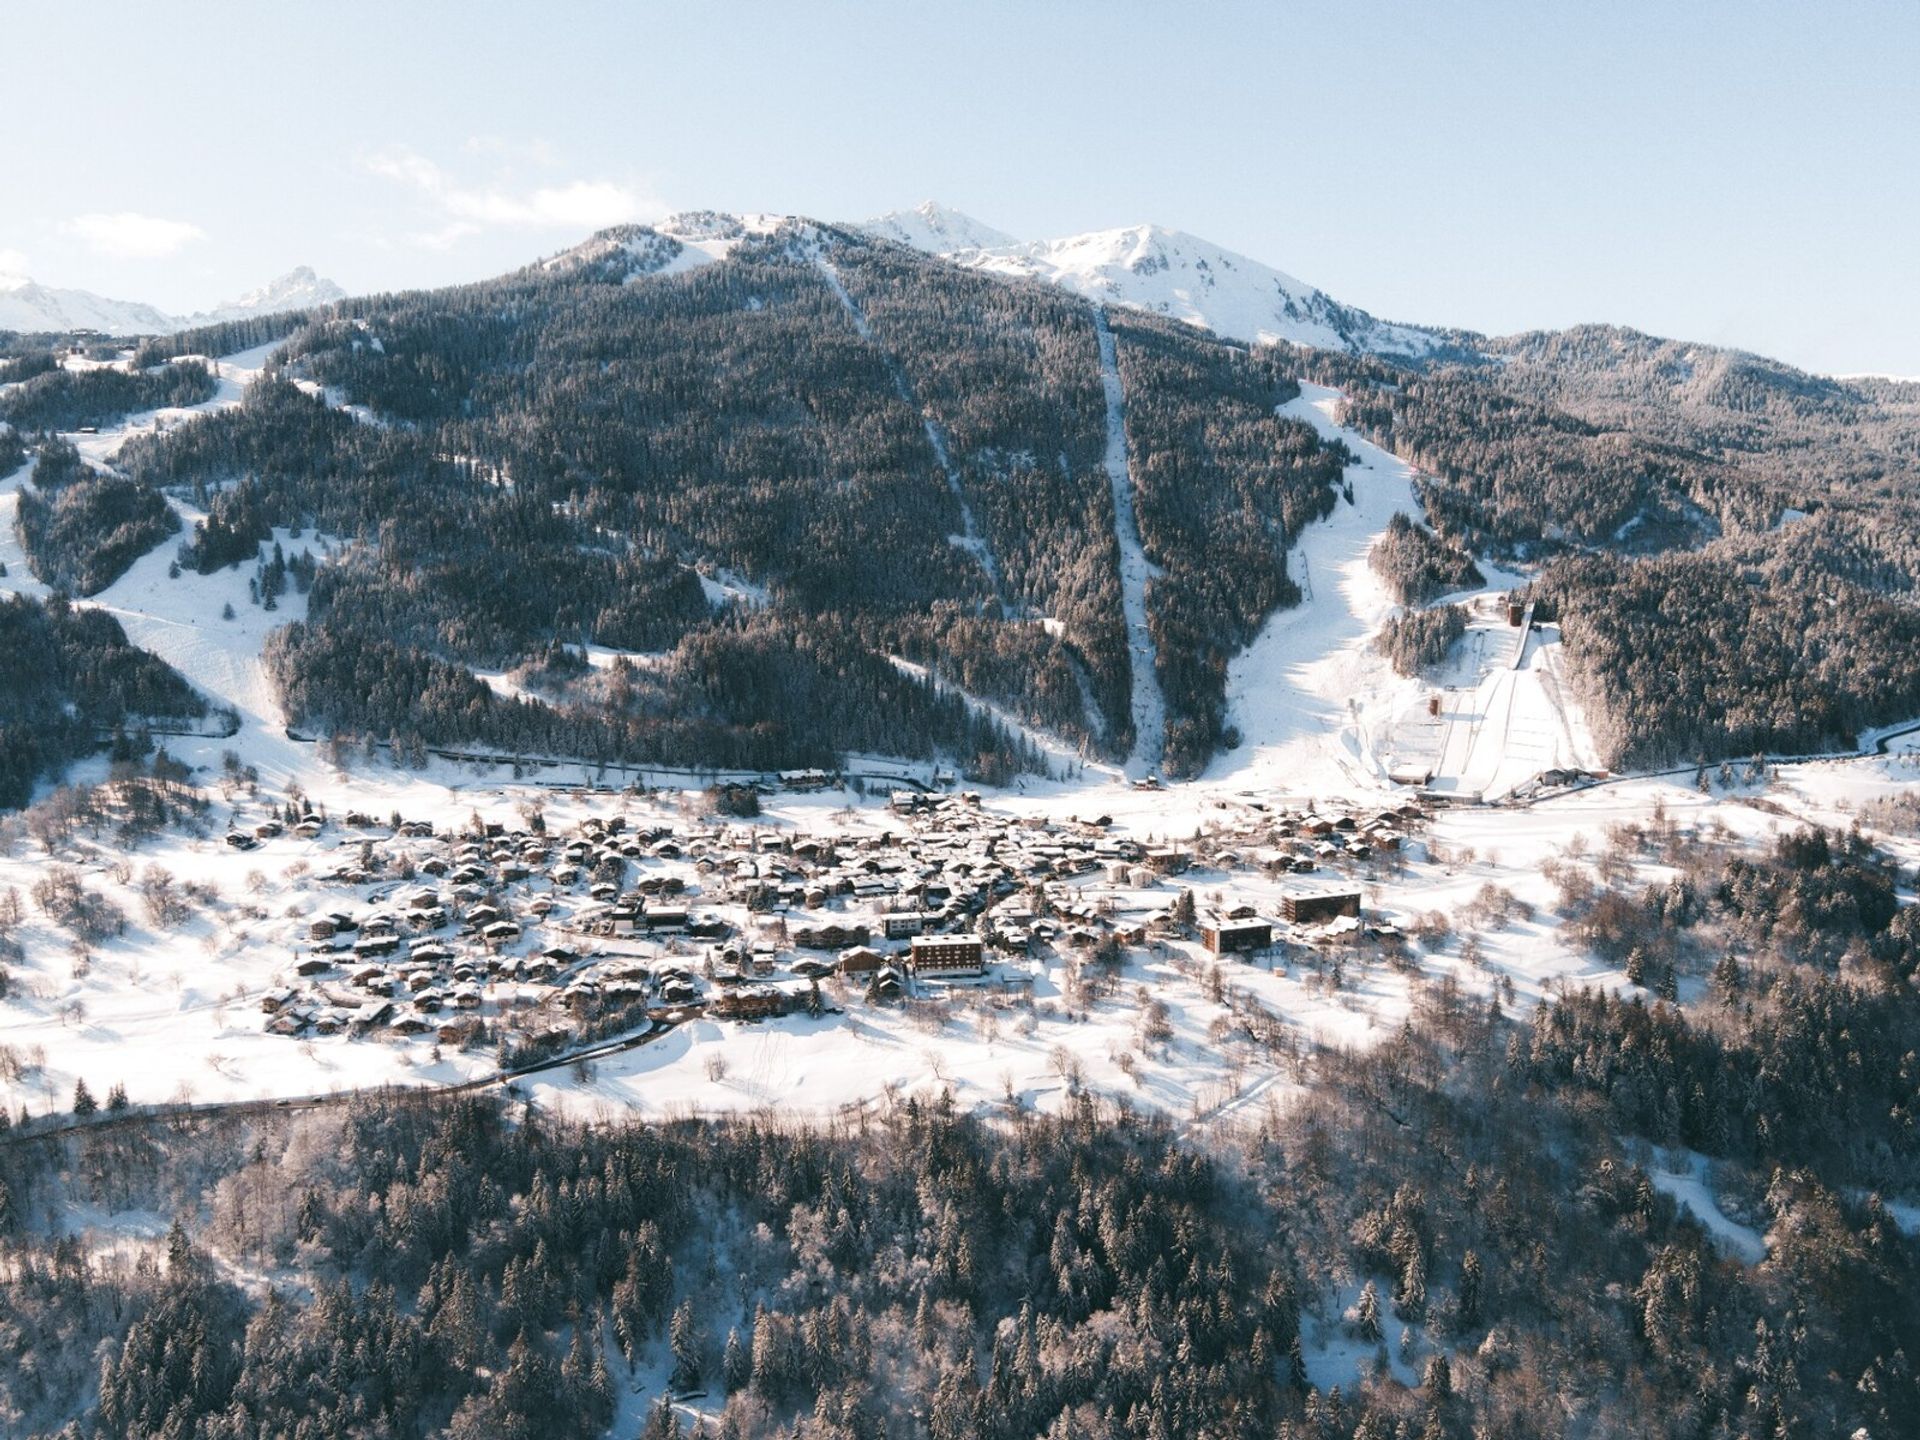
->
(252, 791, 1428, 1052)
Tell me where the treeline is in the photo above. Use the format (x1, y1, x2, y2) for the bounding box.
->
(1112, 309, 1347, 772)
(132, 308, 322, 368)
(266, 606, 1048, 783)
(0, 591, 206, 809)
(1374, 603, 1467, 677)
(0, 358, 214, 433)
(1537, 552, 1920, 767)
(16, 440, 177, 595)
(1335, 366, 1726, 554)
(1368, 511, 1484, 604)
(3, 949, 1916, 1436)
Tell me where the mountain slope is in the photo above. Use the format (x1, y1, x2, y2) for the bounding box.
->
(862, 200, 1020, 255)
(0, 274, 175, 336)
(188, 266, 346, 325)
(107, 219, 1350, 780)
(858, 205, 1444, 357)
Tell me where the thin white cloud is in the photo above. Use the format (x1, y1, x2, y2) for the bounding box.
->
(0, 247, 28, 279)
(63, 211, 206, 260)
(364, 146, 663, 248)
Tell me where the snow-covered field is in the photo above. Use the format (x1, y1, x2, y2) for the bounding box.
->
(2, 341, 1917, 1153)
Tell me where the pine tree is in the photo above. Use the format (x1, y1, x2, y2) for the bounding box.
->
(722, 1326, 749, 1393)
(71, 1078, 97, 1117)
(1459, 1249, 1484, 1329)
(669, 1298, 700, 1390)
(1354, 1280, 1383, 1343)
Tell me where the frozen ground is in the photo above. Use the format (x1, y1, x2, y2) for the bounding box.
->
(2, 346, 1917, 1177)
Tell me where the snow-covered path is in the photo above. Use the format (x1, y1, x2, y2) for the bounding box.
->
(812, 251, 1005, 611)
(0, 455, 50, 600)
(70, 341, 281, 472)
(1092, 307, 1167, 778)
(886, 654, 1121, 783)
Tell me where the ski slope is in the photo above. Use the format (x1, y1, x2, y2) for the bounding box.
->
(1093, 307, 1168, 778)
(1210, 382, 1599, 802)
(1211, 383, 1421, 793)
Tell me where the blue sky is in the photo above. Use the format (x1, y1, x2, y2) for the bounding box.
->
(9, 1, 1918, 374)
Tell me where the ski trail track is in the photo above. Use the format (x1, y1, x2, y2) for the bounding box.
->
(1092, 307, 1168, 778)
(811, 250, 1005, 613)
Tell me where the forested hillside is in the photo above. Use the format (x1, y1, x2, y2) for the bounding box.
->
(108, 221, 1346, 778)
(1316, 334, 1920, 768)
(0, 358, 215, 434)
(16, 439, 178, 596)
(0, 592, 207, 808)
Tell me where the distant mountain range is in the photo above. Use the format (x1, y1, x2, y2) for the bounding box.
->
(0, 265, 345, 337)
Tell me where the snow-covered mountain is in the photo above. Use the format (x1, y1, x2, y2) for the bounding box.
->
(0, 266, 344, 337)
(0, 273, 176, 336)
(187, 266, 346, 325)
(539, 212, 787, 282)
(857, 202, 1444, 357)
(863, 201, 1019, 256)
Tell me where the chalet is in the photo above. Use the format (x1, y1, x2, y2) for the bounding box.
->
(909, 933, 986, 978)
(711, 988, 792, 1021)
(1282, 891, 1363, 926)
(1202, 918, 1273, 955)
(294, 956, 335, 977)
(1145, 848, 1191, 875)
(658, 976, 700, 1006)
(260, 987, 296, 1013)
(837, 945, 887, 976)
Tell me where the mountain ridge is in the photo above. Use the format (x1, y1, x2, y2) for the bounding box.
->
(0, 265, 345, 337)
(855, 201, 1446, 357)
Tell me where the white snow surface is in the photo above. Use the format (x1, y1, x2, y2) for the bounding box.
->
(1211, 383, 1599, 801)
(859, 205, 1444, 356)
(1650, 1149, 1768, 1264)
(861, 200, 1020, 255)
